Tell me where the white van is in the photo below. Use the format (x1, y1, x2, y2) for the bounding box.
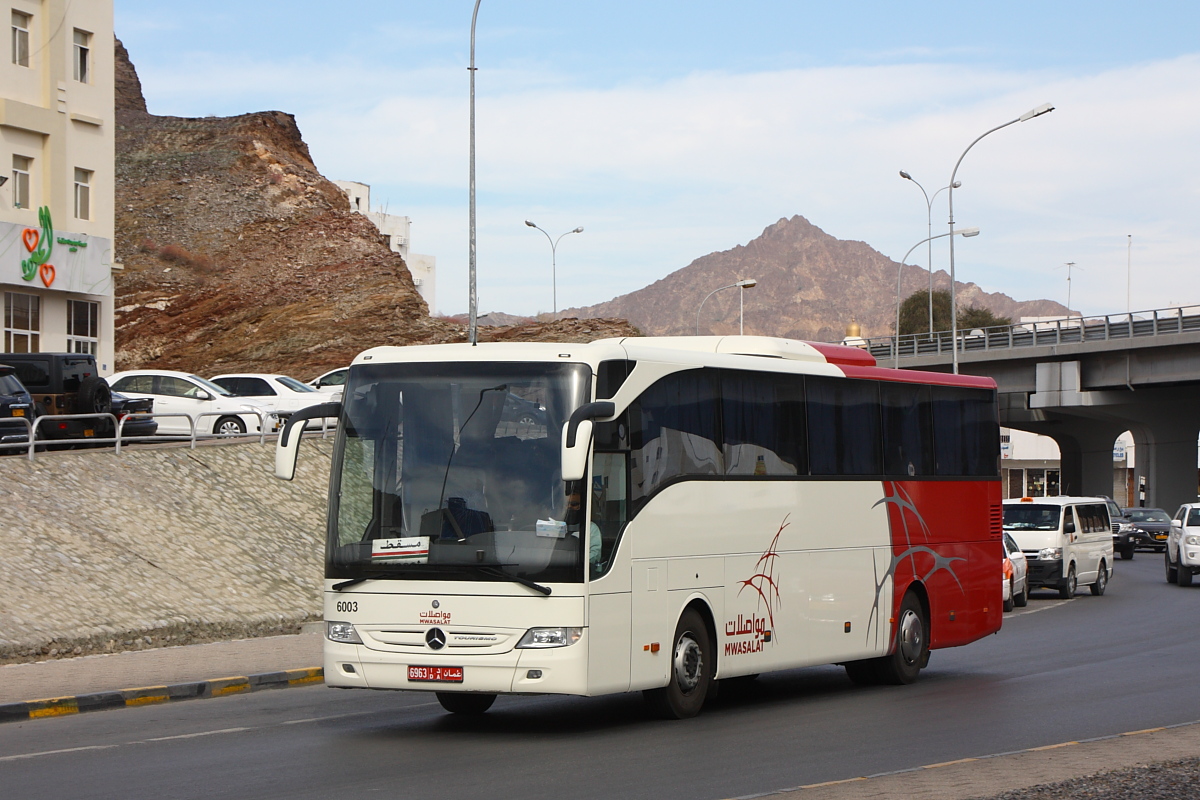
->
(1002, 497, 1114, 598)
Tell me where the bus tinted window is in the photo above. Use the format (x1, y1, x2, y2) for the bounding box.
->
(806, 377, 882, 475)
(721, 370, 805, 476)
(597, 360, 636, 399)
(880, 382, 933, 478)
(931, 387, 999, 477)
(629, 370, 722, 510)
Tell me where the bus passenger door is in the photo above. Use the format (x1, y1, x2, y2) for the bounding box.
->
(587, 451, 633, 695)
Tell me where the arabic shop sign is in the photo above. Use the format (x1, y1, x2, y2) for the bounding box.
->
(1, 206, 112, 295)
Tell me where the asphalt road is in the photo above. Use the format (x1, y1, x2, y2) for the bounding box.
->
(2, 554, 1197, 800)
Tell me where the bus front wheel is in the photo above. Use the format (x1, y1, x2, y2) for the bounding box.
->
(436, 692, 496, 715)
(644, 608, 713, 719)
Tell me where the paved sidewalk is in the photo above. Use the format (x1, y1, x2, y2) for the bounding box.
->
(0, 629, 322, 705)
(758, 720, 1200, 800)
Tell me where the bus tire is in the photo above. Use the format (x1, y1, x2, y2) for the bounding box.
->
(644, 608, 712, 719)
(436, 692, 496, 715)
(875, 591, 927, 686)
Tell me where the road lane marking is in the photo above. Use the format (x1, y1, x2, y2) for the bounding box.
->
(0, 745, 117, 762)
(144, 727, 253, 741)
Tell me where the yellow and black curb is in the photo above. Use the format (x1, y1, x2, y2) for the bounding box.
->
(0, 667, 322, 724)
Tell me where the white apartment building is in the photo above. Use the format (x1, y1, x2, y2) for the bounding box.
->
(334, 180, 437, 312)
(1, 0, 116, 372)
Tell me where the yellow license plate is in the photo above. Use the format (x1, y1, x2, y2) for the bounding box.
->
(11, 408, 23, 417)
(84, 429, 94, 437)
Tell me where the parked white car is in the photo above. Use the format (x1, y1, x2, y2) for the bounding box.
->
(1002, 532, 1029, 611)
(210, 373, 336, 427)
(308, 367, 349, 395)
(1166, 504, 1200, 586)
(107, 370, 273, 436)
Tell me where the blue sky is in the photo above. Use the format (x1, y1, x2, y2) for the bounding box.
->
(116, 1, 1200, 324)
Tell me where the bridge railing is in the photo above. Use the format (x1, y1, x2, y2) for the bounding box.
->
(863, 305, 1200, 362)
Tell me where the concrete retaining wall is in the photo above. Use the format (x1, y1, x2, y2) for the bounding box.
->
(0, 439, 333, 663)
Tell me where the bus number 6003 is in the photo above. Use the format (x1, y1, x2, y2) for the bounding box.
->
(336, 601, 358, 613)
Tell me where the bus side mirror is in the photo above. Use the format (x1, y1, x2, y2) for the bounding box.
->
(561, 402, 615, 481)
(275, 401, 341, 480)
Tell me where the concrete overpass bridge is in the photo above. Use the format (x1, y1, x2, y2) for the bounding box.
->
(861, 306, 1200, 513)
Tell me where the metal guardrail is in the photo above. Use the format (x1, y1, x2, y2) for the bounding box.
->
(863, 305, 1200, 363)
(0, 407, 337, 461)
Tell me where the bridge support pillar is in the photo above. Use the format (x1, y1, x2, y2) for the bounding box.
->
(1044, 422, 1127, 499)
(1129, 418, 1199, 512)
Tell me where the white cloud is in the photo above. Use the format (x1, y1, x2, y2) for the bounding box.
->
(157, 51, 1200, 318)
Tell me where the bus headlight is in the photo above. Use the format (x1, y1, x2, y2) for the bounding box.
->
(1038, 547, 1062, 561)
(326, 621, 363, 644)
(516, 627, 582, 649)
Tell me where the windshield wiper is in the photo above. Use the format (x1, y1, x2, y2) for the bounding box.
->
(472, 565, 552, 596)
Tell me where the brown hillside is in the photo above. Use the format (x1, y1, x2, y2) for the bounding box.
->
(112, 40, 636, 377)
(564, 215, 1070, 341)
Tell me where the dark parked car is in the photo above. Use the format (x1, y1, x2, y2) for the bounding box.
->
(1123, 507, 1173, 552)
(0, 364, 36, 453)
(0, 353, 155, 445)
(1104, 497, 1136, 560)
(110, 391, 158, 440)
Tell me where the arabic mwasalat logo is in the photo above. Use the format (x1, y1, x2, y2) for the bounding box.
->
(20, 206, 56, 287)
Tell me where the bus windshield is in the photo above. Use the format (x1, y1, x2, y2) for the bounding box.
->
(328, 361, 592, 584)
(1002, 504, 1062, 531)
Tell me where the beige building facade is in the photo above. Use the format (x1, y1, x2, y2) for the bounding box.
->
(334, 180, 437, 313)
(2, 0, 116, 371)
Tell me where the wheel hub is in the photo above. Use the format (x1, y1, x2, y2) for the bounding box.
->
(673, 634, 703, 692)
(898, 608, 923, 665)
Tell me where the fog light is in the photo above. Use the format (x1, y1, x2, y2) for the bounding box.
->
(342, 663, 357, 674)
(526, 670, 542, 679)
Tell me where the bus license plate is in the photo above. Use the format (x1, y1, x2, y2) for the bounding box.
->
(408, 666, 463, 683)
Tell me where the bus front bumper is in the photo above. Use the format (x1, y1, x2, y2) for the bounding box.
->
(323, 633, 590, 696)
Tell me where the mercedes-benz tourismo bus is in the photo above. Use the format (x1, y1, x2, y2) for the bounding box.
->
(276, 336, 1002, 718)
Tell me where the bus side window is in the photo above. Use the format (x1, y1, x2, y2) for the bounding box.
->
(721, 369, 805, 476)
(591, 451, 629, 577)
(806, 376, 881, 475)
(880, 382, 934, 478)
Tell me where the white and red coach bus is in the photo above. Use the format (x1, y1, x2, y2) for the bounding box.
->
(276, 336, 1002, 719)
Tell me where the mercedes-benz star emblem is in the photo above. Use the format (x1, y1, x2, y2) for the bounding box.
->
(425, 627, 447, 650)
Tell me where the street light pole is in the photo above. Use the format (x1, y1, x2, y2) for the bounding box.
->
(895, 228, 980, 368)
(900, 171, 960, 335)
(948, 102, 1054, 373)
(524, 221, 583, 320)
(696, 278, 757, 335)
(467, 0, 482, 346)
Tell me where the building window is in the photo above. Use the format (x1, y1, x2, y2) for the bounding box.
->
(73, 28, 90, 83)
(11, 155, 31, 209)
(11, 10, 29, 67)
(74, 167, 91, 220)
(67, 299, 98, 355)
(4, 292, 40, 353)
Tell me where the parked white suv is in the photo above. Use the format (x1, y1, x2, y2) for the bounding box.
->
(1166, 504, 1200, 586)
(107, 370, 274, 436)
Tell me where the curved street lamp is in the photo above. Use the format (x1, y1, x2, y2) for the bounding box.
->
(948, 102, 1054, 373)
(899, 171, 960, 336)
(894, 228, 980, 367)
(524, 221, 583, 320)
(696, 278, 757, 335)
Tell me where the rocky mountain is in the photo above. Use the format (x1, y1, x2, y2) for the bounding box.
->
(563, 215, 1070, 342)
(112, 40, 636, 377)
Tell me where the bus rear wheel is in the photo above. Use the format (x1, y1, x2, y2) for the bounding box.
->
(876, 591, 928, 685)
(436, 692, 496, 715)
(644, 608, 712, 719)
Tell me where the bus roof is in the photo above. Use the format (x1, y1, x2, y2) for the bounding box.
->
(351, 336, 996, 390)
